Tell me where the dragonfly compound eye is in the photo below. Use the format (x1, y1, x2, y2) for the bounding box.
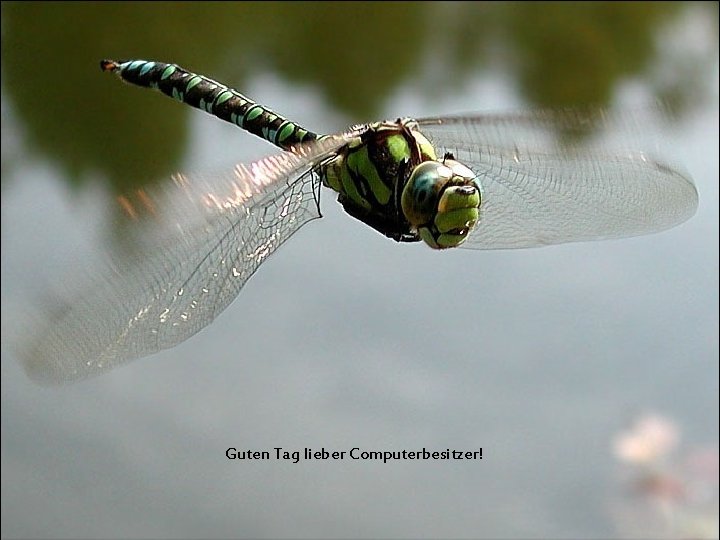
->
(402, 160, 482, 249)
(402, 161, 449, 227)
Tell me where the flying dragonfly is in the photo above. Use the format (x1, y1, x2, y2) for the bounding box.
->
(20, 59, 698, 383)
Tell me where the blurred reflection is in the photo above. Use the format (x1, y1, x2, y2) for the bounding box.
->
(614, 414, 680, 465)
(1, 1, 715, 196)
(611, 413, 719, 539)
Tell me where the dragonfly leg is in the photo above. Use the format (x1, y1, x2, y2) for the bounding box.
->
(337, 194, 419, 243)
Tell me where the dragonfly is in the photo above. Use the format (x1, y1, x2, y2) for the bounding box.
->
(20, 59, 698, 383)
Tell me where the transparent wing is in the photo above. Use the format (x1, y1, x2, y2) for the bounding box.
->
(21, 136, 348, 384)
(417, 108, 698, 249)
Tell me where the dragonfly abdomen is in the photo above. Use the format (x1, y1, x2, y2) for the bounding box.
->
(100, 59, 317, 151)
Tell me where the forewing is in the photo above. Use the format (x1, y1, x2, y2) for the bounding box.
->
(417, 109, 698, 249)
(21, 137, 347, 383)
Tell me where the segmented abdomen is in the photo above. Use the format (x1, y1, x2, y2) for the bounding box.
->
(101, 59, 318, 151)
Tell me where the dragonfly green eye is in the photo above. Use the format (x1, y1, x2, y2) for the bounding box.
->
(401, 161, 448, 225)
(402, 159, 482, 249)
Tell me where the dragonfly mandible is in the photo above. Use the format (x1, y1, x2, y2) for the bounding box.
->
(20, 59, 698, 383)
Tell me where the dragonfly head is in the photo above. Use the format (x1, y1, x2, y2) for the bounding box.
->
(401, 159, 482, 249)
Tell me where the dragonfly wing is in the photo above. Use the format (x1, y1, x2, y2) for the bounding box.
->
(417, 109, 698, 249)
(21, 137, 348, 383)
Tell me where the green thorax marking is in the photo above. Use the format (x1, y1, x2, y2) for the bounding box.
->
(320, 119, 437, 242)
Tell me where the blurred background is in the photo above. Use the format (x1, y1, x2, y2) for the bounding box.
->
(1, 2, 718, 538)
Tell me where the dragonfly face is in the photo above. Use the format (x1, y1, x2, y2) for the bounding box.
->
(402, 158, 481, 249)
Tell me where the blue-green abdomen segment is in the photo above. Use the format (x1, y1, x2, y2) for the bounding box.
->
(100, 59, 317, 151)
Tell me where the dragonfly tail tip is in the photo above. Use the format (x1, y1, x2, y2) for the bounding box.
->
(100, 59, 119, 73)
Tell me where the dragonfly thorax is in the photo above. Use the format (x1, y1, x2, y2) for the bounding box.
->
(320, 118, 481, 248)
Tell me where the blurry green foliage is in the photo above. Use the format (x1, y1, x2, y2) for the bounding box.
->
(1, 1, 714, 194)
